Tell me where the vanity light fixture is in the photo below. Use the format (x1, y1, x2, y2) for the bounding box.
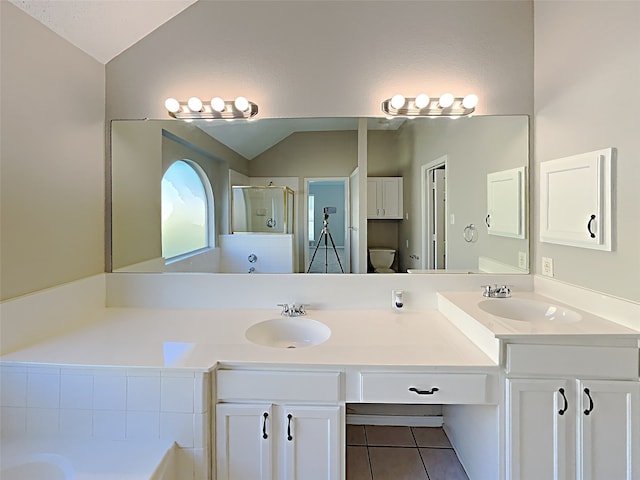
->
(164, 95, 259, 120)
(381, 92, 478, 117)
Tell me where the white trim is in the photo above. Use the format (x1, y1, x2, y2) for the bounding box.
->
(303, 177, 350, 273)
(346, 414, 443, 427)
(421, 155, 448, 270)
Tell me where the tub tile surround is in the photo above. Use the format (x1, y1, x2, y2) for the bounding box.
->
(0, 364, 211, 480)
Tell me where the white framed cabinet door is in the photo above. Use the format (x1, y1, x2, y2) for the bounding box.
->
(578, 380, 640, 480)
(366, 179, 380, 218)
(506, 379, 574, 480)
(539, 148, 612, 250)
(379, 177, 402, 219)
(279, 405, 341, 480)
(216, 403, 273, 480)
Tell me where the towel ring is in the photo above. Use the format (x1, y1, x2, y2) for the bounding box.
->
(463, 224, 477, 243)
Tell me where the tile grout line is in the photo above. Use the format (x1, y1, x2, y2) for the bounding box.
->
(411, 426, 432, 480)
(363, 426, 375, 480)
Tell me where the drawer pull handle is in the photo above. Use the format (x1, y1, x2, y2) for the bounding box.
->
(287, 414, 293, 441)
(558, 388, 568, 415)
(587, 214, 597, 238)
(584, 388, 594, 415)
(262, 412, 268, 439)
(409, 386, 439, 395)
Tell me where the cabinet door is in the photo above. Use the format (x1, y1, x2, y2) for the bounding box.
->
(216, 403, 273, 480)
(380, 178, 402, 218)
(539, 148, 612, 250)
(366, 179, 380, 218)
(279, 405, 341, 480)
(486, 166, 525, 238)
(578, 380, 640, 480)
(506, 379, 574, 480)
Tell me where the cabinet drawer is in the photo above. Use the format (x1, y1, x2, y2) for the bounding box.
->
(217, 370, 342, 403)
(507, 344, 639, 379)
(360, 372, 490, 404)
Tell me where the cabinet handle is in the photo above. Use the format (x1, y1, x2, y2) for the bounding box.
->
(409, 386, 439, 395)
(587, 214, 596, 238)
(583, 388, 594, 415)
(262, 412, 268, 439)
(485, 214, 491, 228)
(558, 388, 568, 415)
(287, 414, 293, 441)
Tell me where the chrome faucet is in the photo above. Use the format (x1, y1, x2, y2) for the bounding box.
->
(482, 284, 511, 298)
(277, 303, 307, 317)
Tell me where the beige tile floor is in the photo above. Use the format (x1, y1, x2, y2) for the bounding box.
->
(346, 425, 469, 480)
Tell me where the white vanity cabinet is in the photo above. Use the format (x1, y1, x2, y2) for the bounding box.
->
(505, 344, 640, 480)
(367, 177, 403, 219)
(215, 369, 343, 480)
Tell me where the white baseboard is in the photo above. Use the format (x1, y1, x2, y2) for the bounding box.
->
(346, 414, 443, 427)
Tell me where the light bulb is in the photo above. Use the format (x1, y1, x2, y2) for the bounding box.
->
(234, 96, 250, 112)
(164, 98, 181, 113)
(187, 96, 203, 112)
(438, 93, 454, 109)
(414, 93, 430, 109)
(210, 97, 225, 112)
(462, 94, 478, 109)
(390, 94, 406, 110)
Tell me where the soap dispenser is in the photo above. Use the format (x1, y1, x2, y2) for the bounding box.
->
(392, 290, 404, 311)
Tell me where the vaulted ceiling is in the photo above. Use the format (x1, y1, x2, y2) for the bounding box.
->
(8, 0, 197, 64)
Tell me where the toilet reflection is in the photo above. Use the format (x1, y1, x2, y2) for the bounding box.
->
(369, 248, 396, 273)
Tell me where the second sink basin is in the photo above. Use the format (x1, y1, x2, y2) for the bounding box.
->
(245, 317, 331, 348)
(478, 297, 582, 323)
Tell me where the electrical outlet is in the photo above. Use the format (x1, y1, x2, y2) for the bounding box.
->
(518, 251, 527, 270)
(542, 257, 554, 277)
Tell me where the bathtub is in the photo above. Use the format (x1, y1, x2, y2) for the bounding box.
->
(0, 437, 177, 480)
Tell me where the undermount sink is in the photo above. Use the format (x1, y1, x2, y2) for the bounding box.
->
(478, 297, 582, 323)
(245, 317, 331, 349)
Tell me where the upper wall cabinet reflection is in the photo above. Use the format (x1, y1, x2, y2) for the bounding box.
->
(110, 115, 529, 274)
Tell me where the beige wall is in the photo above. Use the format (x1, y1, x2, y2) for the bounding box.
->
(398, 116, 529, 273)
(250, 130, 357, 271)
(105, 1, 533, 120)
(110, 120, 249, 271)
(533, 1, 640, 302)
(0, 3, 105, 300)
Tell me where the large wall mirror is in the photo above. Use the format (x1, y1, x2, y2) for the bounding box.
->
(110, 115, 529, 274)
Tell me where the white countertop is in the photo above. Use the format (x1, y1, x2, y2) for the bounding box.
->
(0, 308, 498, 370)
(439, 291, 640, 339)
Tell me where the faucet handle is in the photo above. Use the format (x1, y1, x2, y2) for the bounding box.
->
(481, 285, 494, 297)
(293, 304, 309, 316)
(277, 303, 291, 315)
(496, 285, 512, 296)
